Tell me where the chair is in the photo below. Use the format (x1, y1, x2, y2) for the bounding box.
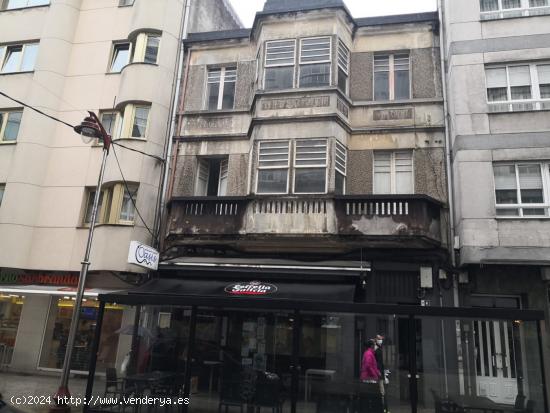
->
(253, 372, 284, 413)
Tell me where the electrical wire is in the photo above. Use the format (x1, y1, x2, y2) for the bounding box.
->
(112, 141, 165, 163)
(111, 143, 158, 243)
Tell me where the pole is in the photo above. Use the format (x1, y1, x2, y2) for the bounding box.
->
(84, 301, 105, 413)
(54, 144, 109, 406)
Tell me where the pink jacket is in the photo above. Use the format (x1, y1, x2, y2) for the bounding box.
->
(360, 348, 380, 381)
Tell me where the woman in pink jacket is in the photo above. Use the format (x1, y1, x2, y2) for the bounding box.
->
(360, 339, 381, 383)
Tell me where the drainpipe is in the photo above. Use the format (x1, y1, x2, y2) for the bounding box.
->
(154, 0, 192, 250)
(438, 0, 465, 397)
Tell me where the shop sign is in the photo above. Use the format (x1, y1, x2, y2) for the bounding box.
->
(128, 241, 159, 270)
(224, 281, 278, 296)
(0, 272, 79, 286)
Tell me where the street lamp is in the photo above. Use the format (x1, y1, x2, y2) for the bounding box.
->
(52, 112, 112, 411)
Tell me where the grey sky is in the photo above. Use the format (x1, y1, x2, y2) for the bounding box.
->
(228, 0, 438, 27)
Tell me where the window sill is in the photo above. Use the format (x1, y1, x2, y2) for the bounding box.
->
(487, 101, 550, 114)
(0, 4, 49, 13)
(107, 61, 159, 75)
(0, 141, 17, 145)
(480, 7, 550, 21)
(356, 98, 443, 107)
(182, 108, 249, 116)
(495, 216, 550, 220)
(0, 70, 34, 76)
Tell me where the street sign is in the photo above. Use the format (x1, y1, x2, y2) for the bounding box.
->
(127, 241, 159, 270)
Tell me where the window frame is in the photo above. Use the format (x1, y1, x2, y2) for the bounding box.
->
(194, 157, 229, 196)
(256, 140, 291, 195)
(373, 53, 411, 101)
(0, 42, 38, 74)
(493, 162, 550, 218)
(109, 42, 131, 73)
(373, 150, 415, 195)
(298, 36, 332, 89)
(132, 33, 161, 65)
(335, 140, 347, 195)
(480, 0, 550, 19)
(264, 39, 297, 91)
(292, 138, 328, 194)
(82, 183, 139, 226)
(337, 39, 350, 95)
(0, 109, 22, 143)
(485, 62, 550, 112)
(205, 66, 237, 111)
(0, 183, 5, 208)
(1, 0, 49, 10)
(118, 0, 134, 6)
(99, 110, 122, 141)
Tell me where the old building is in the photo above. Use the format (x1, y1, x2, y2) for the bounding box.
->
(441, 0, 550, 408)
(0, 0, 240, 375)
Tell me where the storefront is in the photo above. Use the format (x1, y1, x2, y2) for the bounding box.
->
(84, 276, 548, 413)
(0, 269, 131, 374)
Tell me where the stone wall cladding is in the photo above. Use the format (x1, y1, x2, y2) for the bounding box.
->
(411, 48, 441, 99)
(350, 52, 373, 101)
(347, 150, 373, 195)
(235, 61, 256, 110)
(414, 147, 447, 202)
(184, 65, 205, 111)
(227, 153, 249, 195)
(173, 154, 197, 197)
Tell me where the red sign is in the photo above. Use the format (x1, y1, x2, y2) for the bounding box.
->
(0, 273, 79, 286)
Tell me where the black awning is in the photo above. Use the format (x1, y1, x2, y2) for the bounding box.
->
(99, 278, 356, 305)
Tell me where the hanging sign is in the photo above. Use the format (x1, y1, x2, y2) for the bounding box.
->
(128, 241, 159, 270)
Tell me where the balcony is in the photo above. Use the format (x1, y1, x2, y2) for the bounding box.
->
(166, 195, 444, 254)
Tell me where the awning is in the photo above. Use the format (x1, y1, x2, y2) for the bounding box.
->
(98, 278, 357, 305)
(0, 285, 121, 297)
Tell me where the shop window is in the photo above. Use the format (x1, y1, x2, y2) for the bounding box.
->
(374, 54, 410, 101)
(0, 293, 23, 365)
(293, 139, 328, 194)
(374, 151, 414, 194)
(299, 37, 331, 88)
(83, 182, 138, 225)
(118, 0, 134, 6)
(256, 140, 290, 194)
(0, 109, 22, 142)
(207, 67, 236, 110)
(0, 0, 49, 10)
(0, 42, 38, 73)
(335, 141, 347, 195)
(195, 158, 228, 196)
(264, 39, 296, 90)
(337, 40, 350, 94)
(110, 42, 130, 72)
(0, 184, 4, 207)
(38, 297, 123, 372)
(493, 162, 550, 217)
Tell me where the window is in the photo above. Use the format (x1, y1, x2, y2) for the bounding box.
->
(335, 141, 347, 195)
(294, 139, 328, 193)
(264, 40, 296, 90)
(299, 37, 331, 88)
(83, 183, 139, 225)
(207, 67, 236, 110)
(480, 0, 550, 19)
(374, 54, 410, 101)
(118, 0, 134, 5)
(0, 43, 38, 73)
(257, 140, 290, 194)
(493, 163, 550, 217)
(110, 43, 130, 72)
(132, 33, 160, 64)
(374, 151, 414, 194)
(337, 40, 350, 94)
(195, 158, 228, 196)
(1, 0, 49, 10)
(99, 104, 150, 140)
(0, 109, 22, 142)
(130, 106, 149, 138)
(486, 63, 550, 111)
(0, 184, 4, 207)
(99, 111, 120, 138)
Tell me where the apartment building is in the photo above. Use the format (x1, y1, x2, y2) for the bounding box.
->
(0, 0, 240, 375)
(441, 0, 550, 409)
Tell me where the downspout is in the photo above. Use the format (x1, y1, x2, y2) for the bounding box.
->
(438, 0, 465, 397)
(154, 0, 192, 250)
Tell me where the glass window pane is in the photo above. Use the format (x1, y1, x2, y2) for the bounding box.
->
(540, 85, 550, 99)
(335, 171, 345, 195)
(265, 40, 295, 66)
(1, 46, 22, 73)
(374, 72, 389, 101)
(207, 82, 220, 110)
(502, 0, 521, 8)
(119, 185, 137, 221)
(510, 86, 531, 100)
(496, 207, 519, 216)
(494, 165, 518, 204)
(257, 169, 288, 194)
(222, 81, 235, 110)
(100, 113, 116, 136)
(20, 43, 38, 71)
(110, 44, 130, 72)
(337, 67, 347, 93)
(509, 66, 531, 86)
(395, 70, 410, 100)
(131, 107, 149, 138)
(530, 0, 548, 6)
(523, 208, 546, 216)
(259, 141, 289, 167)
(0, 184, 4, 207)
(144, 36, 160, 64)
(518, 164, 543, 203)
(28, 0, 49, 5)
(5, 0, 27, 9)
(265, 66, 294, 90)
(294, 168, 326, 193)
(488, 87, 508, 102)
(300, 37, 331, 63)
(3, 111, 22, 141)
(85, 190, 104, 224)
(486, 68, 507, 88)
(480, 0, 499, 11)
(299, 63, 330, 88)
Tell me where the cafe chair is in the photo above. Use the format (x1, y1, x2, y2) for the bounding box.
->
(253, 372, 284, 413)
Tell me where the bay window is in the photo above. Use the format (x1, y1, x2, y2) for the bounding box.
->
(98, 104, 150, 140)
(299, 37, 331, 88)
(374, 54, 410, 101)
(207, 67, 236, 110)
(257, 141, 290, 194)
(374, 151, 414, 194)
(264, 40, 296, 90)
(493, 163, 550, 217)
(337, 40, 350, 94)
(83, 183, 138, 225)
(294, 139, 328, 193)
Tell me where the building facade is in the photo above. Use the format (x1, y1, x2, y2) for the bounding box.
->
(442, 0, 550, 407)
(0, 0, 240, 375)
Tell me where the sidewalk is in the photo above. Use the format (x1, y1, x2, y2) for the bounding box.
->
(0, 372, 88, 413)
